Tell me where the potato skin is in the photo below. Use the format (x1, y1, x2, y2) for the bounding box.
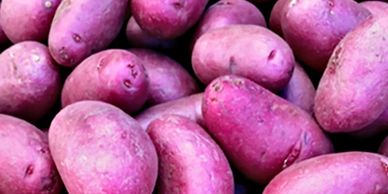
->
(0, 5, 10, 45)
(269, 0, 287, 36)
(379, 137, 388, 156)
(360, 1, 388, 17)
(135, 93, 204, 130)
(0, 41, 61, 122)
(0, 114, 61, 194)
(129, 48, 198, 105)
(314, 16, 388, 133)
(281, 0, 371, 72)
(61, 49, 148, 114)
(131, 0, 208, 39)
(147, 115, 234, 194)
(0, 0, 61, 43)
(263, 152, 388, 194)
(203, 75, 333, 184)
(192, 25, 294, 91)
(48, 0, 128, 67)
(48, 101, 158, 194)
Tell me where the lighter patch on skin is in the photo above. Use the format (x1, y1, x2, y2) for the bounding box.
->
(32, 54, 40, 63)
(290, 0, 298, 7)
(45, 1, 53, 8)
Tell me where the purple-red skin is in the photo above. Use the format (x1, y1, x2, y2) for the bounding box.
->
(314, 16, 388, 133)
(61, 49, 148, 114)
(280, 62, 315, 114)
(0, 41, 61, 122)
(281, 0, 372, 72)
(360, 1, 388, 17)
(269, 0, 288, 36)
(263, 152, 388, 194)
(131, 0, 209, 39)
(350, 108, 388, 138)
(147, 115, 234, 194)
(379, 137, 388, 156)
(0, 4, 10, 45)
(129, 48, 199, 105)
(135, 93, 204, 130)
(192, 25, 295, 91)
(203, 75, 333, 184)
(48, 0, 129, 67)
(0, 114, 62, 194)
(193, 0, 266, 42)
(0, 0, 61, 43)
(48, 101, 158, 194)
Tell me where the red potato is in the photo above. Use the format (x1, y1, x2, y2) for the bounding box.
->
(0, 41, 61, 122)
(263, 152, 388, 194)
(135, 93, 204, 130)
(203, 75, 333, 184)
(131, 0, 209, 39)
(281, 0, 371, 72)
(0, 114, 62, 194)
(379, 137, 388, 156)
(147, 115, 234, 194)
(49, 0, 129, 67)
(61, 49, 148, 114)
(0, 0, 61, 43)
(129, 48, 199, 105)
(314, 16, 388, 133)
(360, 1, 388, 17)
(269, 0, 288, 36)
(0, 4, 9, 45)
(49, 101, 158, 194)
(192, 25, 295, 91)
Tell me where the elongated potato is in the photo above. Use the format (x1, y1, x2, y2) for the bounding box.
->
(0, 41, 61, 122)
(360, 1, 388, 17)
(263, 152, 388, 194)
(148, 115, 234, 194)
(314, 16, 388, 133)
(49, 101, 158, 194)
(281, 0, 371, 72)
(49, 0, 129, 67)
(192, 25, 294, 91)
(0, 0, 61, 43)
(0, 114, 62, 194)
(203, 75, 333, 183)
(61, 49, 148, 114)
(379, 137, 388, 156)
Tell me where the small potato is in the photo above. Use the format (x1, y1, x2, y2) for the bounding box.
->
(61, 49, 148, 114)
(379, 136, 388, 156)
(314, 16, 388, 133)
(360, 1, 388, 17)
(0, 114, 62, 194)
(263, 152, 388, 194)
(148, 115, 234, 194)
(269, 0, 288, 36)
(135, 93, 204, 130)
(203, 75, 333, 183)
(49, 0, 129, 67)
(49, 101, 158, 194)
(192, 25, 294, 91)
(131, 0, 208, 39)
(281, 0, 371, 72)
(0, 0, 61, 43)
(129, 48, 199, 105)
(0, 41, 61, 122)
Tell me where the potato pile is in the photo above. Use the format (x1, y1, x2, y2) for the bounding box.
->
(0, 0, 387, 193)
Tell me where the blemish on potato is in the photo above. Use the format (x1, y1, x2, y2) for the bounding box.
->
(123, 79, 132, 88)
(32, 54, 41, 63)
(25, 165, 34, 177)
(171, 0, 184, 10)
(283, 141, 301, 168)
(267, 50, 277, 61)
(211, 81, 222, 92)
(72, 33, 82, 43)
(44, 1, 53, 8)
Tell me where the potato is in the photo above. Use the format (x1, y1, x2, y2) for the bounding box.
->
(192, 25, 295, 91)
(280, 62, 315, 114)
(193, 0, 266, 41)
(0, 4, 9, 45)
(0, 41, 61, 122)
(269, 0, 287, 36)
(48, 101, 158, 194)
(360, 1, 388, 17)
(281, 0, 371, 72)
(314, 16, 388, 133)
(379, 136, 388, 156)
(61, 49, 148, 114)
(131, 0, 208, 39)
(350, 109, 388, 138)
(129, 48, 199, 105)
(147, 115, 234, 194)
(203, 75, 333, 183)
(0, 114, 62, 194)
(48, 0, 129, 67)
(263, 152, 388, 194)
(135, 93, 204, 130)
(0, 0, 61, 43)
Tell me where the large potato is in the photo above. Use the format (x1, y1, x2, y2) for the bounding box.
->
(148, 115, 234, 194)
(49, 101, 158, 194)
(0, 114, 62, 194)
(49, 0, 129, 67)
(203, 75, 333, 184)
(314, 16, 388, 133)
(192, 25, 294, 91)
(263, 152, 388, 194)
